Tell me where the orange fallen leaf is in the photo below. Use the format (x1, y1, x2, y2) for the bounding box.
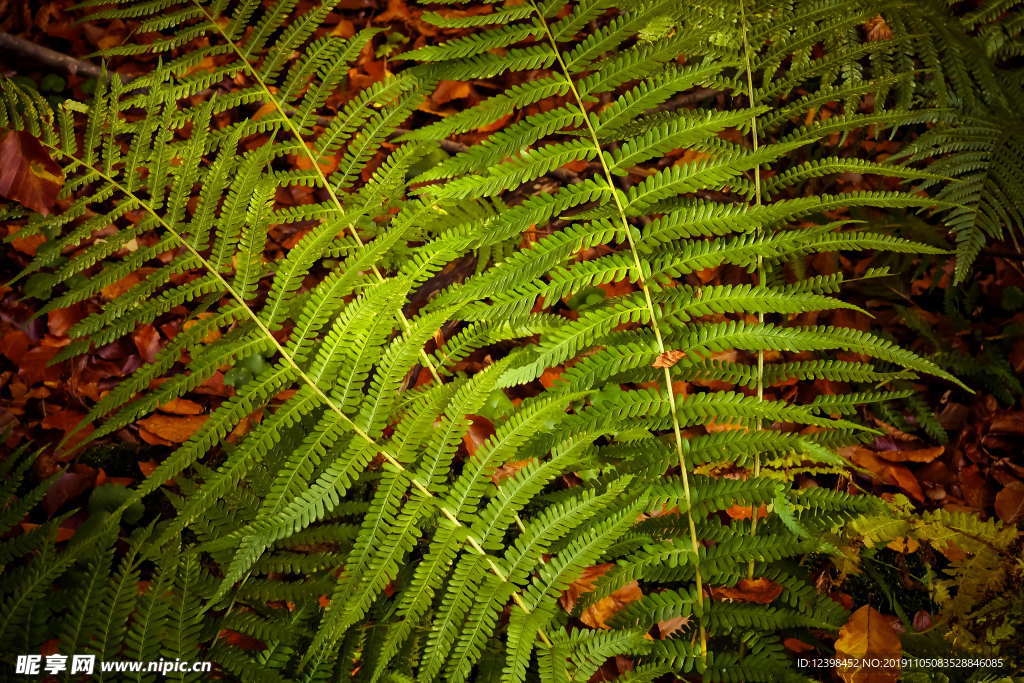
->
(561, 564, 611, 613)
(0, 129, 64, 215)
(652, 350, 685, 368)
(784, 637, 815, 653)
(657, 615, 690, 639)
(492, 459, 532, 484)
(841, 446, 924, 502)
(834, 606, 901, 683)
(864, 15, 893, 41)
(709, 577, 784, 604)
(725, 503, 769, 520)
(580, 580, 643, 629)
(539, 367, 564, 389)
(885, 536, 920, 553)
(48, 306, 81, 338)
(183, 313, 222, 343)
(137, 414, 208, 443)
(218, 629, 265, 651)
(874, 446, 943, 464)
(886, 465, 924, 502)
(462, 414, 495, 456)
(133, 324, 162, 364)
(705, 419, 747, 433)
(871, 418, 916, 441)
(101, 270, 149, 300)
(989, 412, 1024, 435)
(994, 481, 1024, 525)
(21, 522, 74, 542)
(158, 398, 205, 416)
(138, 427, 175, 446)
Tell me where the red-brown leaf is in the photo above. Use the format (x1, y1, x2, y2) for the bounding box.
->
(709, 577, 784, 604)
(995, 481, 1024, 525)
(0, 129, 64, 215)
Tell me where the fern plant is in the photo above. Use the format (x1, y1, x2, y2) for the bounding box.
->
(0, 0, 979, 680)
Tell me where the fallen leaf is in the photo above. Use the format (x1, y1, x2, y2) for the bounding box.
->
(784, 637, 815, 653)
(561, 564, 612, 613)
(462, 414, 495, 456)
(0, 129, 64, 215)
(886, 465, 924, 502)
(864, 15, 893, 41)
(994, 481, 1024, 525)
(705, 419, 747, 433)
(21, 522, 75, 542)
(158, 398, 205, 416)
(657, 616, 690, 639)
(652, 350, 685, 368)
(871, 418, 916, 441)
(989, 412, 1024, 435)
(48, 306, 81, 338)
(725, 503, 769, 520)
(885, 536, 920, 553)
(709, 577, 784, 604)
(874, 446, 944, 464)
(539, 367, 564, 389)
(492, 459, 532, 484)
(841, 446, 924, 502)
(101, 269, 155, 300)
(580, 580, 643, 629)
(136, 414, 208, 443)
(133, 325, 162, 364)
(218, 629, 265, 651)
(834, 606, 901, 682)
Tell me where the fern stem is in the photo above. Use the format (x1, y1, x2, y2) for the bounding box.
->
(739, 0, 767, 582)
(529, 1, 708, 663)
(190, 0, 445, 386)
(41, 142, 552, 652)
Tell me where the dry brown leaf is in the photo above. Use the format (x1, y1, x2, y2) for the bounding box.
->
(657, 616, 690, 639)
(874, 446, 944, 463)
(132, 324, 162, 364)
(101, 269, 155, 300)
(840, 446, 924, 502)
(871, 418, 917, 441)
(137, 414, 208, 444)
(560, 564, 612, 613)
(885, 536, 920, 553)
(0, 129, 64, 215)
(709, 577, 784, 604)
(864, 15, 893, 41)
(652, 350, 685, 368)
(784, 637, 816, 653)
(834, 606, 901, 683)
(491, 459, 532, 484)
(994, 481, 1024, 525)
(462, 414, 495, 456)
(580, 581, 643, 629)
(725, 503, 769, 520)
(158, 398, 205, 416)
(705, 419, 747, 433)
(989, 412, 1024, 435)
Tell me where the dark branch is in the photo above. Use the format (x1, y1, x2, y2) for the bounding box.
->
(0, 32, 103, 80)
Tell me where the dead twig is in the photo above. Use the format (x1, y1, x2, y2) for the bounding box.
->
(0, 32, 103, 80)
